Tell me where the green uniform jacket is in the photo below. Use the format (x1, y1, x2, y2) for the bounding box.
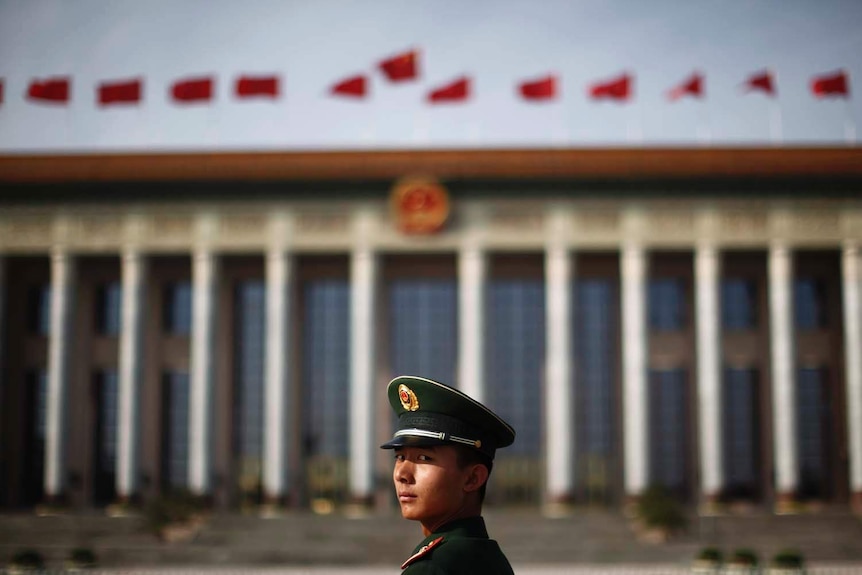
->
(400, 516, 515, 574)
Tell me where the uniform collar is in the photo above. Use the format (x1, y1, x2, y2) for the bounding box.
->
(416, 516, 489, 549)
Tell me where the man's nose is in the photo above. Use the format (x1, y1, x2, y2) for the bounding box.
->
(395, 460, 414, 483)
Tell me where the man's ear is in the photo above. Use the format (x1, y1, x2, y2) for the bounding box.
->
(462, 463, 489, 493)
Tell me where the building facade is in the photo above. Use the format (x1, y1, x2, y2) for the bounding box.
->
(1, 149, 861, 514)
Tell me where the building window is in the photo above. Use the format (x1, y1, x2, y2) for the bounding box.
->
(795, 278, 828, 330)
(27, 284, 51, 336)
(389, 279, 457, 386)
(575, 279, 617, 501)
(233, 281, 266, 504)
(722, 367, 759, 498)
(93, 369, 118, 504)
(485, 279, 544, 456)
(649, 278, 685, 331)
(722, 279, 757, 330)
(163, 282, 192, 335)
(161, 370, 190, 491)
(302, 279, 350, 457)
(302, 279, 350, 506)
(797, 366, 831, 499)
(95, 282, 122, 336)
(648, 368, 688, 493)
(24, 369, 48, 504)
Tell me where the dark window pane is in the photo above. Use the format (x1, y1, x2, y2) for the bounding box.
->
(389, 279, 457, 386)
(723, 367, 759, 497)
(24, 369, 48, 505)
(27, 285, 51, 336)
(575, 279, 618, 502)
(162, 371, 190, 490)
(95, 282, 122, 336)
(649, 369, 688, 492)
(93, 369, 118, 504)
(302, 279, 350, 458)
(797, 367, 831, 499)
(234, 281, 266, 502)
(576, 280, 616, 456)
(486, 279, 544, 456)
(795, 279, 827, 330)
(163, 282, 192, 335)
(722, 279, 757, 330)
(649, 278, 685, 331)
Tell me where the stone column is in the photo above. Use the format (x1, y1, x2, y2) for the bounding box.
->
(349, 244, 378, 507)
(696, 244, 723, 505)
(0, 256, 4, 421)
(458, 243, 486, 401)
(44, 248, 75, 501)
(263, 248, 292, 505)
(544, 237, 575, 509)
(769, 244, 798, 505)
(621, 244, 648, 499)
(189, 248, 219, 496)
(842, 243, 862, 511)
(116, 249, 146, 502)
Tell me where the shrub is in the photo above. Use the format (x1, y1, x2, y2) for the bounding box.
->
(145, 489, 208, 535)
(696, 547, 723, 563)
(636, 485, 687, 531)
(9, 549, 44, 570)
(68, 547, 98, 566)
(730, 548, 759, 566)
(772, 549, 804, 569)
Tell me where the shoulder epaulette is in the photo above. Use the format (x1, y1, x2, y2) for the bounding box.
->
(401, 536, 445, 569)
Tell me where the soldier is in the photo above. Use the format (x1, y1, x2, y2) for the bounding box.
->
(381, 375, 516, 574)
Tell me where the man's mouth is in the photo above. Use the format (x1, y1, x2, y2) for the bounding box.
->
(398, 492, 417, 502)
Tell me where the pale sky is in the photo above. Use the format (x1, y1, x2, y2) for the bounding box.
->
(0, 0, 860, 153)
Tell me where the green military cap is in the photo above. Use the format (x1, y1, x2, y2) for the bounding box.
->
(380, 375, 516, 460)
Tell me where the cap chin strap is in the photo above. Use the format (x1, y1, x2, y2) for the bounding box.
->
(394, 428, 482, 449)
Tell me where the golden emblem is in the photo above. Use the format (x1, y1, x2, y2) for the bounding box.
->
(390, 177, 450, 235)
(398, 384, 420, 411)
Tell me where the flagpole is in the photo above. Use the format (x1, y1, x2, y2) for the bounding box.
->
(769, 100, 783, 145)
(697, 100, 712, 146)
(845, 99, 857, 145)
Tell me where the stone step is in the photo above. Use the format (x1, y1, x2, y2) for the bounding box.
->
(0, 510, 860, 567)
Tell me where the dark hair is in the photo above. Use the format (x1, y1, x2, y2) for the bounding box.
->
(454, 445, 493, 503)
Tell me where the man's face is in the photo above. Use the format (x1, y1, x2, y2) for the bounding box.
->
(393, 445, 470, 530)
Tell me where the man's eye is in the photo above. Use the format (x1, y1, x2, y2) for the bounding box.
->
(417, 454, 431, 462)
(394, 454, 405, 462)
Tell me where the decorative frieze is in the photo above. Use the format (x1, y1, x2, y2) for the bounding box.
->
(489, 209, 544, 232)
(217, 214, 267, 246)
(719, 210, 769, 240)
(791, 209, 841, 240)
(0, 216, 52, 247)
(296, 212, 350, 235)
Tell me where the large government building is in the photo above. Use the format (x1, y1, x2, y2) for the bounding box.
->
(0, 148, 861, 515)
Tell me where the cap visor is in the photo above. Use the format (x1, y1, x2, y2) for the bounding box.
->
(380, 435, 449, 450)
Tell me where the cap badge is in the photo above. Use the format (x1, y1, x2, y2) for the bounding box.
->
(398, 384, 420, 411)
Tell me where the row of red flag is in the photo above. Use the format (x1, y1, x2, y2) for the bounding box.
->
(2, 49, 852, 106)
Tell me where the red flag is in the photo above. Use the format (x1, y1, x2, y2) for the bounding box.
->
(743, 70, 775, 96)
(667, 72, 703, 101)
(589, 73, 631, 101)
(98, 78, 142, 106)
(171, 77, 213, 103)
(811, 70, 850, 98)
(27, 77, 70, 103)
(379, 50, 418, 82)
(428, 76, 469, 103)
(519, 75, 557, 101)
(331, 75, 367, 98)
(236, 75, 279, 99)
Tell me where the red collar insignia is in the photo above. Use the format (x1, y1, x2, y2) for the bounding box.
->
(401, 536, 445, 569)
